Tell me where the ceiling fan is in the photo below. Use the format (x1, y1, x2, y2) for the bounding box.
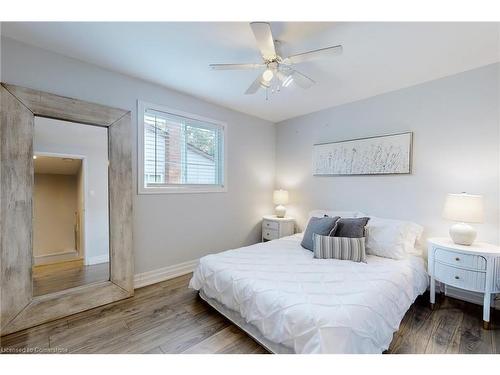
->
(209, 22, 343, 99)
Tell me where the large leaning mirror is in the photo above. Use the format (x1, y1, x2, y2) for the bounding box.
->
(1, 83, 133, 336)
(32, 117, 110, 296)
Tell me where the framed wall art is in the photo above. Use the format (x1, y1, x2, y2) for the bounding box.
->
(312, 132, 412, 176)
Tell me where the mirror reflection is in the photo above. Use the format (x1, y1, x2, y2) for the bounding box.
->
(32, 117, 110, 296)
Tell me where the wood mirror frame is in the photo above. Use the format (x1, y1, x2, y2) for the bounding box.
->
(0, 83, 134, 335)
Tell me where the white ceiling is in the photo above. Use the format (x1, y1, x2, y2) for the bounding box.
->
(3, 22, 499, 122)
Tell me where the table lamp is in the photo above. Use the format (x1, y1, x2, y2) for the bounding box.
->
(273, 189, 289, 218)
(442, 193, 484, 245)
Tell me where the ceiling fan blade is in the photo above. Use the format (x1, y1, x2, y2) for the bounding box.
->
(210, 63, 264, 70)
(291, 70, 315, 89)
(250, 22, 277, 61)
(245, 74, 267, 95)
(286, 45, 343, 64)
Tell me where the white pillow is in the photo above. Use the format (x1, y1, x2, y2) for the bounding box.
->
(365, 216, 423, 260)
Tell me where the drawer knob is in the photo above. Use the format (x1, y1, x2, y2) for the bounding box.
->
(454, 276, 460, 280)
(455, 257, 460, 261)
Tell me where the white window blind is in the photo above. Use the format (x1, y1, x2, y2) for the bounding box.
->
(141, 105, 225, 192)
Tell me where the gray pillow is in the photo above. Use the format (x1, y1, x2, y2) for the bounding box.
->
(301, 216, 340, 251)
(333, 217, 370, 238)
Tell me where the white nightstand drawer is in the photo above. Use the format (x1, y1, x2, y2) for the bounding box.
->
(262, 220, 279, 231)
(434, 248, 486, 271)
(435, 262, 486, 291)
(262, 228, 279, 241)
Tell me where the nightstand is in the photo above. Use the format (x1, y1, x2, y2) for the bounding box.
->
(428, 237, 500, 329)
(262, 215, 295, 242)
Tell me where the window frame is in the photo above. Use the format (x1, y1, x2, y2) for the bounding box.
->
(137, 100, 227, 194)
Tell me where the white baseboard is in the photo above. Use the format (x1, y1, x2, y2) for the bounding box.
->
(134, 259, 198, 289)
(34, 250, 79, 266)
(85, 254, 110, 266)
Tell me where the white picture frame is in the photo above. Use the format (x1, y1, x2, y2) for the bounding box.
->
(312, 132, 413, 176)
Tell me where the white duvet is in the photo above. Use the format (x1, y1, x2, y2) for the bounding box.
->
(189, 234, 428, 354)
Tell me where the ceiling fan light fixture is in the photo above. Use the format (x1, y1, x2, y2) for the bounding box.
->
(262, 69, 274, 82)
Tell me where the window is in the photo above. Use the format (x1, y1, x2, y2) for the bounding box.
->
(138, 101, 226, 194)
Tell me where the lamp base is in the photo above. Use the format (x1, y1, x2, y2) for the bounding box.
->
(275, 205, 286, 218)
(449, 222, 476, 246)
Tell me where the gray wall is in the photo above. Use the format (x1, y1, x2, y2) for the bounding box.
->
(1, 36, 276, 274)
(276, 63, 500, 245)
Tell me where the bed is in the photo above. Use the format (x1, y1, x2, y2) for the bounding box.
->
(189, 232, 428, 354)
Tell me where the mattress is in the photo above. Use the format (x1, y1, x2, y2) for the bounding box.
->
(189, 234, 429, 354)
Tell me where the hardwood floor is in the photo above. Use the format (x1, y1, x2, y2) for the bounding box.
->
(32, 260, 109, 296)
(388, 292, 500, 353)
(1, 273, 499, 354)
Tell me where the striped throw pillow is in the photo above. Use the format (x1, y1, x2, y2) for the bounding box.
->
(313, 234, 367, 263)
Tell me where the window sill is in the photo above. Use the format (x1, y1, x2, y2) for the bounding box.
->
(138, 185, 227, 195)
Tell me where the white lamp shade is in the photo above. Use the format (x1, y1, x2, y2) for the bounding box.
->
(442, 193, 484, 223)
(273, 189, 289, 205)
